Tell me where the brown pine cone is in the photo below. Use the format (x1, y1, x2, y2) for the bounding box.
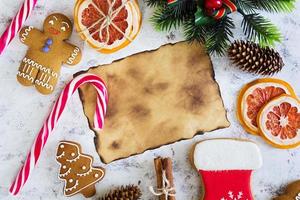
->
(228, 40, 284, 75)
(99, 185, 142, 200)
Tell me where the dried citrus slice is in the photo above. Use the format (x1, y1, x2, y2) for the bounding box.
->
(127, 0, 141, 40)
(258, 95, 300, 149)
(74, 0, 141, 54)
(237, 78, 296, 135)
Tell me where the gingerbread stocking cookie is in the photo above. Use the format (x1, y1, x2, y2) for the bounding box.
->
(192, 139, 263, 200)
(17, 13, 82, 94)
(56, 141, 105, 197)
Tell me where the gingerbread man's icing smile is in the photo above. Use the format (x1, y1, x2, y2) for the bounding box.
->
(48, 27, 61, 35)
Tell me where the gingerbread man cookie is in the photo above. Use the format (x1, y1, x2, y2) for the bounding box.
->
(274, 180, 300, 200)
(17, 13, 82, 94)
(191, 139, 263, 200)
(56, 141, 105, 197)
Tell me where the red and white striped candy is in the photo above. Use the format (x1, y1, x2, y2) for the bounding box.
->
(0, 0, 38, 55)
(9, 74, 108, 195)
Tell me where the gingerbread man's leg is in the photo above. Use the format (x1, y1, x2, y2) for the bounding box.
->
(34, 67, 59, 94)
(17, 57, 39, 86)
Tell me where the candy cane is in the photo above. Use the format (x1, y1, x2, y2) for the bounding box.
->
(9, 74, 108, 195)
(0, 0, 38, 55)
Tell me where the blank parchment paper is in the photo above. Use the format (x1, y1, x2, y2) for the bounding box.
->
(77, 42, 230, 163)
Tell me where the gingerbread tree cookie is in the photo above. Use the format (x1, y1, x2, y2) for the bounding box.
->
(56, 141, 105, 197)
(17, 13, 82, 95)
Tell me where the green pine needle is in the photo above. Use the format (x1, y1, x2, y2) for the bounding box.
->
(145, 0, 166, 8)
(250, 0, 296, 13)
(184, 16, 207, 43)
(172, 0, 197, 17)
(241, 13, 282, 46)
(151, 6, 184, 31)
(237, 0, 296, 13)
(236, 0, 257, 13)
(150, 0, 196, 31)
(205, 17, 235, 55)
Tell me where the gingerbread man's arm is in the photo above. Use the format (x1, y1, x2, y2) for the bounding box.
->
(63, 44, 82, 66)
(19, 26, 42, 46)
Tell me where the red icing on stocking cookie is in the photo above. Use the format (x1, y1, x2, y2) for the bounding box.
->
(193, 139, 263, 200)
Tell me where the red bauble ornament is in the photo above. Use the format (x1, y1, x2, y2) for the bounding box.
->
(205, 0, 222, 10)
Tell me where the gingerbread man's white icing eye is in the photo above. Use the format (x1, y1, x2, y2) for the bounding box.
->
(49, 20, 55, 25)
(61, 22, 70, 32)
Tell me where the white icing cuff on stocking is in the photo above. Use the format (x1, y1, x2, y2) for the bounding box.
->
(194, 139, 263, 170)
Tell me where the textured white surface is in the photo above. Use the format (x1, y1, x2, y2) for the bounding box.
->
(193, 139, 262, 170)
(0, 0, 300, 200)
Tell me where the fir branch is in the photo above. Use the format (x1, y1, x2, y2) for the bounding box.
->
(205, 16, 235, 55)
(151, 6, 184, 31)
(145, 0, 166, 7)
(236, 0, 257, 13)
(150, 0, 196, 31)
(184, 16, 207, 43)
(146, 0, 293, 55)
(249, 0, 296, 13)
(172, 0, 197, 17)
(241, 13, 282, 46)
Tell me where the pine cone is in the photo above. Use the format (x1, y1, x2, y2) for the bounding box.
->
(99, 185, 142, 200)
(228, 40, 284, 75)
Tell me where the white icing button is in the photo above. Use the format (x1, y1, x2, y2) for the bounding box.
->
(60, 145, 64, 148)
(82, 166, 86, 170)
(62, 165, 66, 169)
(95, 174, 99, 178)
(69, 179, 73, 183)
(71, 153, 75, 156)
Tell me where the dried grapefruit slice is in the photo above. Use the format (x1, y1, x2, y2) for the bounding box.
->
(237, 78, 296, 135)
(74, 0, 141, 54)
(127, 0, 141, 39)
(258, 95, 300, 149)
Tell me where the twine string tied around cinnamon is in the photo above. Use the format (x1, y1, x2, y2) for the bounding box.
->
(149, 170, 176, 200)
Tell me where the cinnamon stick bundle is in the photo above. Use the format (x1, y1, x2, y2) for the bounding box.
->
(154, 157, 176, 200)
